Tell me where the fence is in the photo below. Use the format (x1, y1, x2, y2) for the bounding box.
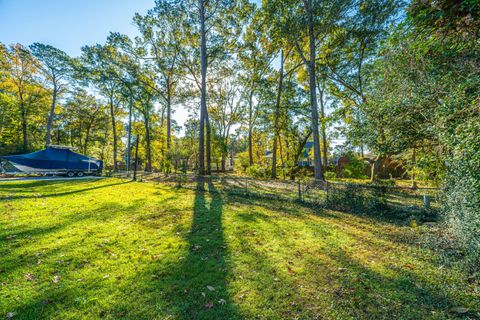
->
(109, 171, 440, 219)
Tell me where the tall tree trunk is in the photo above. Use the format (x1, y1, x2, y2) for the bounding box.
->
(133, 135, 140, 181)
(411, 146, 418, 189)
(306, 0, 323, 181)
(198, 0, 207, 175)
(319, 85, 328, 170)
(205, 108, 212, 175)
(45, 81, 57, 147)
(20, 104, 28, 152)
(56, 126, 60, 144)
(221, 136, 228, 172)
(221, 155, 226, 172)
(271, 49, 284, 179)
(248, 89, 254, 166)
(166, 79, 172, 149)
(279, 135, 286, 179)
(144, 114, 152, 172)
(126, 95, 133, 173)
(109, 96, 118, 171)
(84, 126, 91, 155)
(370, 155, 383, 182)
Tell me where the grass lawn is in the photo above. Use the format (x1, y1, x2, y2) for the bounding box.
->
(0, 178, 478, 319)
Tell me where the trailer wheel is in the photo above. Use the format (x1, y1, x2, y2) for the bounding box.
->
(67, 171, 75, 178)
(76, 171, 85, 177)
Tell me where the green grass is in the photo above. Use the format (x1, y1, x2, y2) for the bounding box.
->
(0, 178, 478, 319)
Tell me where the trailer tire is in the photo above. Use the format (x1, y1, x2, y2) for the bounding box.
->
(66, 171, 75, 178)
(76, 171, 85, 177)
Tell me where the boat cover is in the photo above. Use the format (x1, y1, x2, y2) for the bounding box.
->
(0, 147, 103, 173)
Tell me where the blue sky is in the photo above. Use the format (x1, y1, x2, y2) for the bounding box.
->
(0, 0, 154, 56)
(0, 0, 195, 129)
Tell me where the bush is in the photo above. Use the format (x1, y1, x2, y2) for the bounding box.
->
(324, 171, 336, 180)
(246, 164, 270, 179)
(236, 152, 250, 172)
(340, 153, 367, 179)
(327, 183, 388, 214)
(443, 120, 480, 265)
(372, 179, 396, 187)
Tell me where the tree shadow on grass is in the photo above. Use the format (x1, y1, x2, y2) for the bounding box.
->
(0, 180, 131, 200)
(123, 177, 240, 319)
(320, 247, 480, 319)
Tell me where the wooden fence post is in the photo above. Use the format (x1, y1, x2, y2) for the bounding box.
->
(423, 194, 430, 209)
(326, 180, 329, 203)
(298, 179, 302, 202)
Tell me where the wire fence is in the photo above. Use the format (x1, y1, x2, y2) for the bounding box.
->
(109, 171, 440, 219)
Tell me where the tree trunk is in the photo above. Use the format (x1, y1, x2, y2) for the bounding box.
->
(109, 95, 118, 171)
(271, 49, 284, 179)
(144, 114, 152, 172)
(84, 125, 91, 155)
(305, 0, 323, 181)
(127, 96, 133, 173)
(205, 108, 212, 175)
(248, 89, 254, 166)
(21, 105, 28, 152)
(221, 136, 227, 172)
(319, 85, 328, 170)
(411, 147, 418, 189)
(279, 135, 286, 179)
(198, 0, 207, 175)
(166, 80, 172, 149)
(370, 155, 383, 182)
(45, 81, 57, 147)
(133, 135, 140, 181)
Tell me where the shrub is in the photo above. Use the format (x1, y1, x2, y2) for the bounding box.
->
(443, 118, 480, 266)
(324, 171, 336, 180)
(372, 179, 396, 187)
(246, 164, 270, 179)
(340, 153, 367, 179)
(236, 152, 250, 172)
(327, 183, 388, 214)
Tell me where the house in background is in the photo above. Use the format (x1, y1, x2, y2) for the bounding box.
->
(298, 141, 314, 167)
(265, 141, 331, 167)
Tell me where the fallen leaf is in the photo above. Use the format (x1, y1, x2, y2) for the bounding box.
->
(25, 273, 36, 281)
(450, 307, 469, 314)
(218, 299, 226, 305)
(53, 275, 61, 283)
(6, 312, 14, 318)
(207, 285, 215, 291)
(403, 264, 414, 270)
(338, 268, 347, 273)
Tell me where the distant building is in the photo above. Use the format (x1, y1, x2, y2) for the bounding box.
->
(298, 141, 314, 167)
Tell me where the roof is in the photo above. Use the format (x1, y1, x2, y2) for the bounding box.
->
(304, 141, 314, 149)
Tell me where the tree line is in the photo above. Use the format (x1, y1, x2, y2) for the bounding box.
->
(0, 0, 478, 260)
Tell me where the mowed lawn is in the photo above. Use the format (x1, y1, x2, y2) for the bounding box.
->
(0, 179, 478, 320)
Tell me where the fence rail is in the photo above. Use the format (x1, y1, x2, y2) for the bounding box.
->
(109, 171, 440, 218)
